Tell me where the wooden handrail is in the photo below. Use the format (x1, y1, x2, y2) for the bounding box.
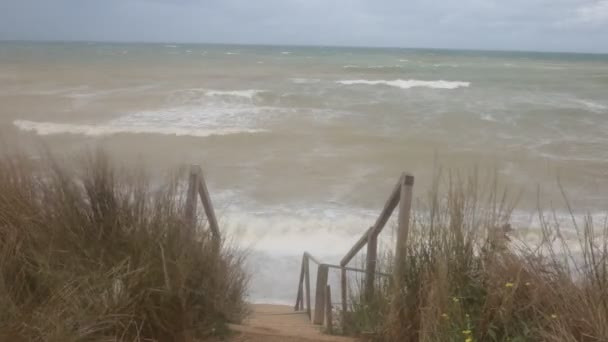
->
(294, 172, 414, 330)
(294, 251, 390, 325)
(185, 165, 221, 251)
(340, 174, 405, 267)
(340, 226, 372, 268)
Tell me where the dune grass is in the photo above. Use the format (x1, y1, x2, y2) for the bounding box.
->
(0, 151, 249, 341)
(346, 171, 608, 342)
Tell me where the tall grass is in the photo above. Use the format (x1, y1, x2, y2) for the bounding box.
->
(348, 171, 608, 342)
(0, 151, 249, 341)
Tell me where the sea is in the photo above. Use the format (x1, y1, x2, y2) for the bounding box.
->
(1, 41, 608, 303)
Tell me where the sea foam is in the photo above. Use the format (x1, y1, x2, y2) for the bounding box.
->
(13, 120, 265, 137)
(205, 89, 263, 99)
(337, 79, 470, 90)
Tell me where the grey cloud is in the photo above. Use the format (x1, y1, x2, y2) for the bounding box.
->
(0, 0, 606, 52)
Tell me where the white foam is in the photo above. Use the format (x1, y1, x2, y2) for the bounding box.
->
(337, 79, 471, 90)
(290, 78, 321, 84)
(225, 52, 239, 55)
(399, 59, 409, 62)
(281, 51, 291, 55)
(481, 114, 497, 122)
(221, 205, 380, 256)
(14, 98, 275, 137)
(205, 89, 263, 99)
(573, 99, 607, 113)
(13, 120, 265, 137)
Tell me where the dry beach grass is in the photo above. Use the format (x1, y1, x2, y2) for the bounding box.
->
(0, 151, 248, 341)
(346, 171, 608, 341)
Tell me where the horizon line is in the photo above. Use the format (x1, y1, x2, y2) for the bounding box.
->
(2, 38, 608, 56)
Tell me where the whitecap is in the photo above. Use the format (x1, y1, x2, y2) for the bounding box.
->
(225, 52, 239, 55)
(481, 114, 497, 122)
(205, 89, 264, 99)
(14, 100, 273, 137)
(398, 59, 409, 62)
(13, 120, 265, 137)
(336, 79, 471, 90)
(290, 78, 321, 84)
(573, 99, 607, 113)
(281, 51, 291, 55)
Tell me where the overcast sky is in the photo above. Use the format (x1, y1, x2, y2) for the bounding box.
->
(0, 0, 607, 53)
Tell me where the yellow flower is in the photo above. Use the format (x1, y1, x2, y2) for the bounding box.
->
(551, 314, 558, 319)
(505, 282, 514, 288)
(452, 297, 460, 303)
(465, 337, 473, 342)
(462, 329, 472, 335)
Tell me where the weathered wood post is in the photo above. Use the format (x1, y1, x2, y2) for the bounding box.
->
(295, 253, 307, 311)
(325, 285, 333, 334)
(313, 264, 329, 325)
(185, 165, 200, 229)
(340, 267, 348, 332)
(197, 170, 221, 252)
(365, 230, 378, 301)
(394, 174, 414, 284)
(304, 256, 312, 319)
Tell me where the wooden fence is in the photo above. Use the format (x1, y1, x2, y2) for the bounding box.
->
(293, 172, 414, 331)
(185, 165, 221, 251)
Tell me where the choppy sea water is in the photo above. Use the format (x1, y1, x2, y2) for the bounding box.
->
(2, 42, 608, 303)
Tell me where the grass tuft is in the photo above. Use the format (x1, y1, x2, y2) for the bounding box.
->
(346, 170, 608, 342)
(0, 151, 249, 341)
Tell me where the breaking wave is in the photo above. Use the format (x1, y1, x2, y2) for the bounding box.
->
(205, 89, 264, 99)
(337, 79, 471, 90)
(13, 120, 265, 137)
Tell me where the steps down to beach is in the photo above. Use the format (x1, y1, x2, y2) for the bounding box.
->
(229, 305, 355, 342)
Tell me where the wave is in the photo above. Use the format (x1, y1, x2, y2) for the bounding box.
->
(13, 120, 266, 137)
(205, 89, 264, 99)
(290, 78, 321, 84)
(337, 79, 471, 90)
(343, 65, 403, 69)
(573, 99, 607, 113)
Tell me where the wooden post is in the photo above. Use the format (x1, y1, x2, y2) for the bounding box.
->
(341, 268, 347, 316)
(185, 165, 199, 229)
(314, 264, 329, 325)
(304, 257, 311, 319)
(197, 171, 221, 251)
(295, 253, 306, 311)
(394, 175, 414, 282)
(325, 285, 333, 334)
(365, 232, 378, 301)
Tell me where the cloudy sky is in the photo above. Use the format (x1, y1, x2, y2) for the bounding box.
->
(0, 0, 607, 53)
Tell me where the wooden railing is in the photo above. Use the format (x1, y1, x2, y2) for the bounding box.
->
(294, 252, 390, 330)
(294, 172, 415, 330)
(184, 165, 221, 251)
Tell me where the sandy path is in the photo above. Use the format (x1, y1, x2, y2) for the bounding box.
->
(228, 304, 355, 342)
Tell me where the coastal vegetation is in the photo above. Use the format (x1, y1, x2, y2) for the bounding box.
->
(0, 151, 248, 341)
(346, 172, 608, 341)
